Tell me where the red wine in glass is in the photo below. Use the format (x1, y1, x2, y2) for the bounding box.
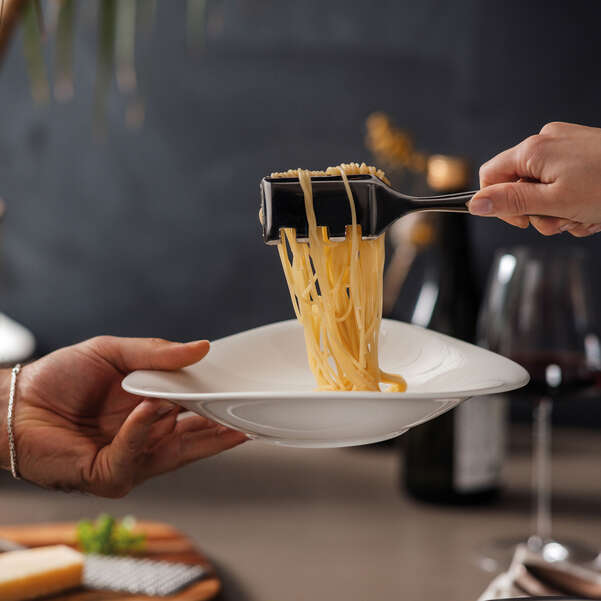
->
(510, 350, 601, 402)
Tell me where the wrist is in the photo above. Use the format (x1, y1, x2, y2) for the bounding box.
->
(0, 369, 10, 470)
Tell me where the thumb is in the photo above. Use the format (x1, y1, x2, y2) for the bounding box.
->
(469, 181, 560, 218)
(86, 336, 210, 373)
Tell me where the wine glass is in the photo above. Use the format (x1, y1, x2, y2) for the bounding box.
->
(477, 246, 601, 568)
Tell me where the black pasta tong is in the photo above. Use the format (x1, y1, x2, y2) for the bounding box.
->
(260, 174, 476, 244)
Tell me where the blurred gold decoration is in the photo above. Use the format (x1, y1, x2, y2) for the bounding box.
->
(365, 112, 428, 173)
(366, 112, 471, 192)
(427, 154, 470, 193)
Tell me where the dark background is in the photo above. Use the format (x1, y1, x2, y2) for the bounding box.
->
(1, 0, 601, 423)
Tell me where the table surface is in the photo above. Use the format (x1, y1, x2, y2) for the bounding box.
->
(2, 425, 601, 601)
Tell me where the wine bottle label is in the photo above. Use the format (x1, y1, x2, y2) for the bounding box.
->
(453, 395, 506, 492)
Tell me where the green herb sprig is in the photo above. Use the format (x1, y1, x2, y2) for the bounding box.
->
(76, 513, 146, 555)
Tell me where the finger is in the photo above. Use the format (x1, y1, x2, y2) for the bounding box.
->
(468, 181, 560, 218)
(479, 145, 522, 188)
(556, 219, 581, 233)
(539, 121, 584, 137)
(174, 411, 240, 436)
(91, 398, 177, 497)
(144, 407, 181, 451)
(88, 336, 211, 373)
(528, 216, 563, 236)
(479, 134, 550, 187)
(114, 399, 175, 452)
(569, 223, 601, 238)
(143, 424, 247, 479)
(587, 224, 601, 236)
(499, 216, 530, 229)
(175, 413, 221, 434)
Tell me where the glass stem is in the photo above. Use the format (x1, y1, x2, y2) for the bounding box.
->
(531, 396, 552, 546)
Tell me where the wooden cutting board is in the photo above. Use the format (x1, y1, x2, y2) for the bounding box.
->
(0, 521, 221, 601)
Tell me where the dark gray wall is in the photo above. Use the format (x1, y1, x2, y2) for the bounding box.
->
(1, 1, 601, 422)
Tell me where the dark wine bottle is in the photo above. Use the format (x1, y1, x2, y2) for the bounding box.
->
(398, 158, 505, 504)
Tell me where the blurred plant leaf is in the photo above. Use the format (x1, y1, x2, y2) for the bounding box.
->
(22, 0, 49, 103)
(54, 0, 75, 101)
(136, 0, 155, 35)
(94, 0, 116, 137)
(116, 0, 136, 93)
(187, 0, 207, 50)
(117, 0, 145, 130)
(33, 0, 43, 34)
(125, 95, 144, 129)
(77, 513, 145, 555)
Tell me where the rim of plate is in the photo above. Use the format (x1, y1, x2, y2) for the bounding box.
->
(121, 376, 530, 402)
(121, 319, 530, 401)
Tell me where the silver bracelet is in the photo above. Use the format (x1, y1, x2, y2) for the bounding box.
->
(7, 363, 21, 480)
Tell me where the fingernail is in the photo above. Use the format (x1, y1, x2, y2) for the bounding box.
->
(559, 222, 577, 232)
(468, 197, 493, 215)
(173, 339, 209, 347)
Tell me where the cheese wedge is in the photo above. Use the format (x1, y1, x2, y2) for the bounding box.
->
(0, 545, 83, 601)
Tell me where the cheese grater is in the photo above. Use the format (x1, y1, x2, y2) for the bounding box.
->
(83, 554, 209, 596)
(0, 538, 209, 597)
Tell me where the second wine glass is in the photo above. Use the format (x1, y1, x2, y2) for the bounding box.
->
(478, 246, 601, 567)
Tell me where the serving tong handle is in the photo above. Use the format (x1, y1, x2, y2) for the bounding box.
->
(403, 190, 477, 212)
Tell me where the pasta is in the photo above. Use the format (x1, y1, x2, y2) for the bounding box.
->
(272, 162, 407, 392)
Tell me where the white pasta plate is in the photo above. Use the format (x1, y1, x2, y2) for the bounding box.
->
(122, 319, 529, 448)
